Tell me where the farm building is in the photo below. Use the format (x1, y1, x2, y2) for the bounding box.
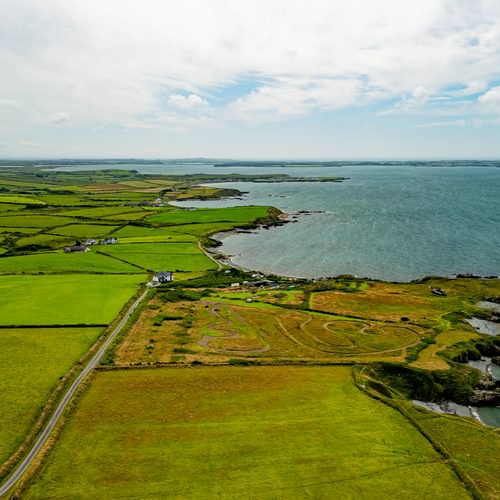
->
(64, 245, 89, 253)
(84, 239, 97, 245)
(153, 271, 173, 283)
(100, 237, 118, 245)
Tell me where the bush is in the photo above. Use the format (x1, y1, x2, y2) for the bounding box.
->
(372, 363, 482, 404)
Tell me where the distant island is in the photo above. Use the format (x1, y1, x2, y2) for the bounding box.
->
(1, 158, 499, 169)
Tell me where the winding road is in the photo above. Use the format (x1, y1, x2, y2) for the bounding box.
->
(0, 290, 148, 498)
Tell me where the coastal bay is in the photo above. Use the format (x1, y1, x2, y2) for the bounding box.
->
(174, 165, 500, 282)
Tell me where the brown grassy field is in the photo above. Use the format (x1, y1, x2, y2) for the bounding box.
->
(411, 328, 479, 370)
(310, 279, 499, 323)
(115, 296, 426, 365)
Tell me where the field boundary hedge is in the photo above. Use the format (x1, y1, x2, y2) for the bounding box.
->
(352, 366, 485, 500)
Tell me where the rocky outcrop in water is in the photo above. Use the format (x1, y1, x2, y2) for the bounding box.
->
(469, 374, 500, 406)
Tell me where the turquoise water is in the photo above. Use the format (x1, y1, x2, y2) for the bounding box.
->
(477, 406, 500, 427)
(174, 166, 500, 281)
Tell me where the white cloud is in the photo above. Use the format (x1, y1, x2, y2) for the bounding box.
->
(1, 0, 500, 134)
(478, 86, 500, 113)
(392, 87, 430, 112)
(227, 78, 364, 122)
(46, 112, 69, 125)
(414, 119, 467, 128)
(168, 94, 208, 110)
(449, 81, 487, 97)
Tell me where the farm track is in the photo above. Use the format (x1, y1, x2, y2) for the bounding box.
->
(197, 240, 223, 271)
(0, 289, 148, 498)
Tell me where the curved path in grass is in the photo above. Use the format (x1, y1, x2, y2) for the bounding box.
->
(278, 312, 422, 357)
(198, 303, 270, 354)
(0, 289, 148, 498)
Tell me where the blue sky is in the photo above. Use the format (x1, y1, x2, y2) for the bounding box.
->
(1, 0, 500, 159)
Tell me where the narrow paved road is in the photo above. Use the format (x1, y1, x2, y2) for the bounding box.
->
(197, 240, 223, 271)
(0, 290, 148, 498)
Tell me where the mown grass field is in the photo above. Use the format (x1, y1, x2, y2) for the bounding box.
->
(147, 205, 271, 225)
(36, 194, 99, 206)
(98, 242, 216, 271)
(0, 327, 103, 466)
(14, 234, 71, 248)
(111, 225, 178, 238)
(165, 221, 250, 236)
(117, 234, 197, 243)
(0, 227, 40, 234)
(58, 206, 147, 219)
(0, 215, 76, 228)
(0, 195, 45, 205)
(0, 274, 145, 325)
(49, 223, 121, 237)
(24, 366, 469, 499)
(0, 251, 142, 274)
(103, 211, 150, 221)
(0, 204, 26, 213)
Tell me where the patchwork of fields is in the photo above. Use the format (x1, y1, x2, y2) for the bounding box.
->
(0, 168, 281, 496)
(98, 242, 216, 272)
(1, 167, 498, 499)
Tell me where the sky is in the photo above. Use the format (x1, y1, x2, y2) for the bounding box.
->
(1, 0, 500, 159)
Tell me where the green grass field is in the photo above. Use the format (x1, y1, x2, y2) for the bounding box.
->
(0, 195, 45, 205)
(111, 225, 174, 238)
(103, 211, 150, 221)
(0, 327, 103, 467)
(0, 215, 76, 228)
(0, 227, 41, 234)
(49, 223, 121, 238)
(0, 251, 142, 274)
(24, 367, 469, 499)
(37, 194, 97, 206)
(59, 206, 146, 219)
(147, 205, 270, 225)
(15, 234, 71, 248)
(0, 204, 26, 213)
(404, 402, 500, 498)
(98, 242, 216, 271)
(0, 274, 145, 325)
(117, 234, 197, 243)
(166, 221, 248, 236)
